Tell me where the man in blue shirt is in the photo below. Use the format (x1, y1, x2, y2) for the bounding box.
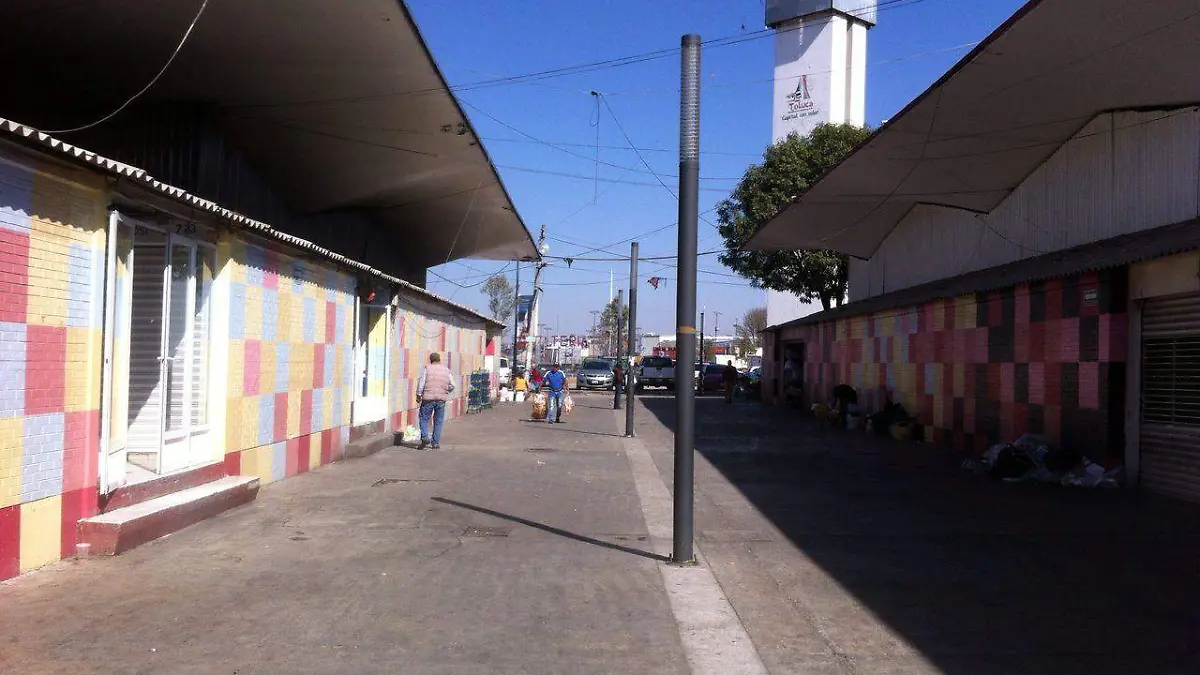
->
(543, 363, 568, 424)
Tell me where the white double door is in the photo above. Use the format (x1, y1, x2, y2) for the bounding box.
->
(106, 222, 215, 490)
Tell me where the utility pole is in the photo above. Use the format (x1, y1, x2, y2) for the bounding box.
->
(673, 34, 701, 565)
(625, 242, 638, 437)
(615, 288, 624, 410)
(698, 311, 705, 394)
(525, 224, 548, 369)
(512, 262, 521, 369)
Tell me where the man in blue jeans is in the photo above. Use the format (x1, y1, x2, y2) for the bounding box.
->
(543, 363, 568, 424)
(417, 352, 455, 449)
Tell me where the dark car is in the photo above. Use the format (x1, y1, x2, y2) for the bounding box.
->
(740, 366, 763, 399)
(699, 363, 726, 393)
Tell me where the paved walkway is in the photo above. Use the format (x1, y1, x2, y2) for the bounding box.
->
(4, 391, 1200, 674)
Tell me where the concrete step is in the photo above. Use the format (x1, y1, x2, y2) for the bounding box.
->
(100, 461, 228, 513)
(79, 476, 260, 556)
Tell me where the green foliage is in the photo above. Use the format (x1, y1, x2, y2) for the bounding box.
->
(481, 274, 514, 323)
(717, 123, 871, 310)
(734, 306, 768, 357)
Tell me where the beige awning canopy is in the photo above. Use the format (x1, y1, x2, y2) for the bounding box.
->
(0, 0, 537, 267)
(747, 0, 1200, 259)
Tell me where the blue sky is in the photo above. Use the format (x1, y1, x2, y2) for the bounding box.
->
(410, 0, 1027, 336)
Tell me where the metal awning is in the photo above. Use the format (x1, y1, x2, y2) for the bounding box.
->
(0, 0, 537, 267)
(747, 0, 1200, 259)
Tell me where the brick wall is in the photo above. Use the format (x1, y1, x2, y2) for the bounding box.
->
(779, 269, 1129, 459)
(389, 305, 488, 431)
(221, 237, 355, 485)
(0, 156, 106, 580)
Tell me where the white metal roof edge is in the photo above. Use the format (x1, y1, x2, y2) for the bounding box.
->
(0, 118, 504, 330)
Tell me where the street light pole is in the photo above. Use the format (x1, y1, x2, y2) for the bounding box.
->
(673, 33, 701, 565)
(625, 242, 639, 437)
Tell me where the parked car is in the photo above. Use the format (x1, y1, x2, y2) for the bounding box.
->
(576, 359, 616, 390)
(497, 357, 511, 387)
(699, 362, 726, 393)
(638, 355, 675, 390)
(740, 366, 763, 399)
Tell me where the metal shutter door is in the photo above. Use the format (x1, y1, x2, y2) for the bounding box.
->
(1140, 293, 1200, 501)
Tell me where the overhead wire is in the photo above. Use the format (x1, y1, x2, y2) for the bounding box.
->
(46, 0, 211, 133)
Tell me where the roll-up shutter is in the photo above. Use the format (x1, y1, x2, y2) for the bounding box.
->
(1140, 293, 1200, 501)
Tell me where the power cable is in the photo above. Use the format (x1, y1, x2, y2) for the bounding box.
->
(46, 0, 211, 133)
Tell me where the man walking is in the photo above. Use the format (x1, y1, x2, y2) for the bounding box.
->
(417, 352, 455, 449)
(543, 363, 568, 424)
(722, 361, 739, 403)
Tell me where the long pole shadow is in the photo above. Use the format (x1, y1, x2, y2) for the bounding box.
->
(431, 497, 668, 562)
(518, 420, 625, 438)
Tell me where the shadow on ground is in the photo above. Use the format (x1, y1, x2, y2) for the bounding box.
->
(640, 395, 1200, 674)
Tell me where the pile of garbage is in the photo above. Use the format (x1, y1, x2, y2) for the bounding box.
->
(961, 433, 1123, 488)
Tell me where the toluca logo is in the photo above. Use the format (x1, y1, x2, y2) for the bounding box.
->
(781, 74, 818, 121)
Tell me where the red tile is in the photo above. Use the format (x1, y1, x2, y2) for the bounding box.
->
(1014, 324, 1030, 364)
(0, 504, 19, 582)
(62, 410, 100, 493)
(244, 340, 261, 396)
(1042, 320, 1060, 364)
(952, 330, 967, 364)
(223, 450, 242, 476)
(1000, 363, 1015, 402)
(313, 344, 326, 389)
(297, 434, 311, 474)
(1028, 322, 1046, 363)
(1045, 279, 1063, 320)
(301, 389, 314, 434)
(1045, 363, 1062, 408)
(25, 324, 66, 415)
(274, 392, 288, 442)
(988, 293, 1003, 327)
(285, 437, 301, 478)
(1015, 286, 1031, 325)
(1060, 318, 1080, 362)
(325, 301, 337, 344)
(1079, 361, 1100, 409)
(1012, 403, 1029, 440)
(320, 429, 333, 465)
(1029, 362, 1046, 405)
(0, 229, 29, 323)
(1000, 402, 1014, 442)
(60, 486, 98, 558)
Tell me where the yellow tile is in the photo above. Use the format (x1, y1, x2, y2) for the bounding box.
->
(65, 327, 101, 412)
(244, 286, 262, 340)
(932, 301, 946, 332)
(290, 344, 311, 392)
(225, 397, 242, 454)
(239, 446, 259, 483)
(0, 418, 23, 509)
(955, 295, 977, 330)
(932, 395, 944, 430)
(227, 339, 244, 398)
(277, 291, 294, 344)
(241, 398, 260, 450)
(324, 388, 335, 428)
(254, 445, 275, 486)
(19, 495, 63, 572)
(308, 435, 321, 471)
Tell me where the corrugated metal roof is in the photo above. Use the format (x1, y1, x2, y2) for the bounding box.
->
(766, 216, 1200, 331)
(0, 118, 504, 329)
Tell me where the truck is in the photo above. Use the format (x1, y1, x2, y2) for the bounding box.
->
(637, 355, 675, 391)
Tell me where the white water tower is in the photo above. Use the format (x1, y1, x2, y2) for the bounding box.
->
(765, 1, 876, 326)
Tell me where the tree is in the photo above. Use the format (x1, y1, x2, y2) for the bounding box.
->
(481, 274, 514, 323)
(717, 123, 871, 310)
(593, 297, 629, 356)
(734, 306, 768, 357)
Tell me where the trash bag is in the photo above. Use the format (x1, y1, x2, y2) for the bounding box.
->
(562, 394, 575, 416)
(530, 392, 548, 420)
(989, 445, 1035, 480)
(401, 425, 420, 444)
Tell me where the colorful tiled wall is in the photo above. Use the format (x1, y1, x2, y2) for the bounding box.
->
(0, 157, 107, 581)
(221, 238, 355, 485)
(783, 269, 1129, 458)
(389, 305, 488, 431)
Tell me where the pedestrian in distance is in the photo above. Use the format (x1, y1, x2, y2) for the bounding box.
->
(543, 363, 568, 424)
(417, 352, 455, 449)
(722, 361, 739, 403)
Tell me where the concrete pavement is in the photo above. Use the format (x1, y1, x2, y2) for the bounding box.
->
(4, 390, 1200, 674)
